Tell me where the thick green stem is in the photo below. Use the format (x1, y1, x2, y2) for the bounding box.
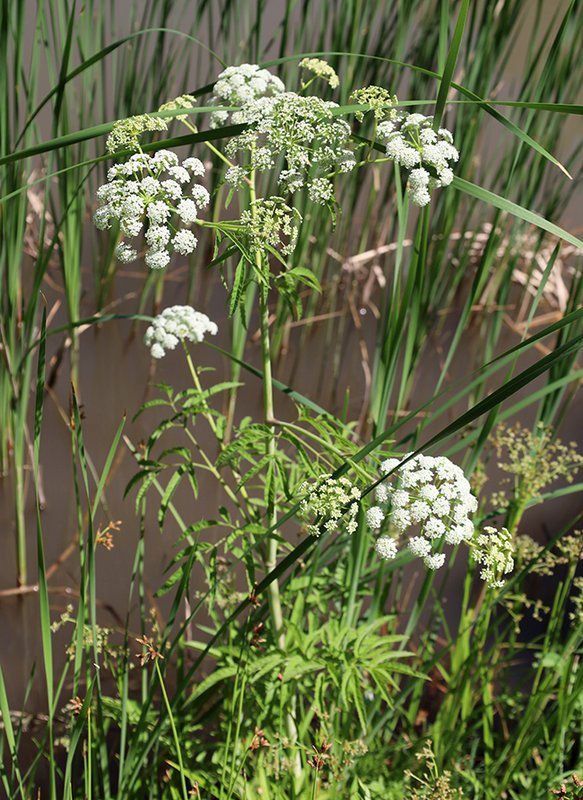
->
(252, 209, 303, 777)
(259, 285, 286, 646)
(258, 283, 301, 779)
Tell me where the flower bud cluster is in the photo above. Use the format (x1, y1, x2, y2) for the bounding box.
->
(93, 150, 209, 269)
(366, 454, 477, 570)
(240, 197, 302, 256)
(225, 92, 356, 204)
(209, 63, 285, 128)
(350, 86, 398, 121)
(299, 58, 339, 89)
(377, 112, 458, 206)
(158, 94, 196, 124)
(106, 114, 168, 154)
(144, 305, 218, 359)
(471, 526, 514, 587)
(298, 474, 361, 537)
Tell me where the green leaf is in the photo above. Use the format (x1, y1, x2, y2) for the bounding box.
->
(452, 176, 583, 249)
(433, 0, 470, 128)
(228, 258, 248, 319)
(285, 266, 322, 292)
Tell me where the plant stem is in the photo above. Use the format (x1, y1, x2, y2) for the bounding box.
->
(258, 279, 302, 781)
(258, 284, 285, 644)
(156, 659, 189, 800)
(181, 342, 253, 516)
(249, 152, 302, 775)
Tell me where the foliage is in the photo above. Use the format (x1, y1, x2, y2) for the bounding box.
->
(0, 2, 583, 799)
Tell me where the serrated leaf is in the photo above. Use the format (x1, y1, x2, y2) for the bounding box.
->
(203, 380, 244, 398)
(208, 242, 238, 269)
(158, 467, 190, 529)
(285, 266, 322, 292)
(124, 466, 160, 499)
(134, 470, 159, 512)
(228, 258, 248, 318)
(131, 398, 171, 422)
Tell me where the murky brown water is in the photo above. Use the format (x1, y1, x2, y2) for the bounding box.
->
(1, 0, 582, 717)
(2, 261, 582, 715)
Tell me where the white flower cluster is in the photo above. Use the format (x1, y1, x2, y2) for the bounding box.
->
(471, 526, 514, 588)
(298, 474, 361, 537)
(144, 305, 218, 359)
(93, 150, 209, 269)
(209, 63, 285, 128)
(240, 197, 302, 256)
(224, 92, 356, 204)
(366, 454, 478, 570)
(377, 112, 458, 207)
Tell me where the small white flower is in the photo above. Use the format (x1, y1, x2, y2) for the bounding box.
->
(440, 482, 459, 500)
(167, 165, 191, 184)
(145, 225, 171, 249)
(191, 185, 210, 209)
(298, 475, 361, 537)
(147, 200, 171, 225)
(225, 91, 355, 204)
(140, 176, 161, 196)
(114, 242, 138, 263)
(424, 553, 446, 570)
(151, 149, 179, 171)
(471, 526, 514, 587)
(384, 135, 421, 169)
(377, 122, 396, 138)
(308, 177, 334, 204)
(408, 168, 431, 207)
(420, 484, 439, 502)
(120, 216, 143, 237)
(94, 150, 207, 270)
(225, 166, 247, 187)
(209, 63, 286, 128)
(380, 457, 401, 474)
(145, 249, 171, 270)
(439, 167, 454, 186)
(445, 525, 468, 545)
(375, 536, 398, 560)
(176, 199, 198, 224)
(172, 229, 197, 255)
(391, 507, 412, 532)
(365, 452, 477, 574)
(160, 179, 183, 201)
(391, 489, 410, 508)
(408, 536, 431, 558)
(366, 506, 385, 530)
(183, 157, 205, 176)
(121, 194, 145, 218)
(377, 111, 458, 206)
(424, 517, 446, 539)
(144, 305, 218, 358)
(409, 500, 431, 523)
(93, 206, 112, 230)
(375, 483, 390, 504)
(432, 497, 451, 518)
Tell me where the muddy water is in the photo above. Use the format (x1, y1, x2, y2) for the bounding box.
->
(1, 261, 582, 715)
(1, 0, 583, 716)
